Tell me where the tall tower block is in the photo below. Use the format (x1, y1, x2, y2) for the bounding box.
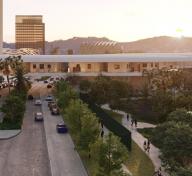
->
(0, 0, 3, 54)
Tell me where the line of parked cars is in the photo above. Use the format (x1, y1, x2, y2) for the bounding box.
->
(47, 97, 68, 133)
(31, 94, 68, 133)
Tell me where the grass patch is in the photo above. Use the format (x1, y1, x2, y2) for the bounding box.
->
(126, 140, 155, 176)
(137, 128, 155, 140)
(80, 139, 155, 176)
(103, 109, 123, 124)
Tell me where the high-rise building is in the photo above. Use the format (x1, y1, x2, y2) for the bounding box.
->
(0, 0, 3, 54)
(15, 15, 45, 54)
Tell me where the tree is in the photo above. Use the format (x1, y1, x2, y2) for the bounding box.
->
(79, 80, 92, 93)
(64, 99, 100, 151)
(162, 123, 192, 167)
(91, 133, 129, 176)
(0, 56, 22, 93)
(90, 76, 110, 105)
(167, 109, 192, 127)
(1, 95, 25, 122)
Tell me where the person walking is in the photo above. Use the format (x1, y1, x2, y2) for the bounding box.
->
(147, 139, 151, 153)
(126, 113, 129, 121)
(143, 140, 147, 152)
(131, 118, 134, 127)
(101, 130, 104, 138)
(134, 119, 138, 128)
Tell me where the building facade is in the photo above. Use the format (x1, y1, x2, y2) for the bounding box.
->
(19, 53, 192, 74)
(15, 15, 45, 54)
(0, 0, 3, 54)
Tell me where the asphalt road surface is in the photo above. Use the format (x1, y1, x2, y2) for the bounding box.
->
(0, 82, 51, 176)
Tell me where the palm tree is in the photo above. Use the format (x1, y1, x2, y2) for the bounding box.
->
(0, 56, 22, 94)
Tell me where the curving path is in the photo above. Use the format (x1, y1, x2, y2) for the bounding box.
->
(102, 104, 168, 176)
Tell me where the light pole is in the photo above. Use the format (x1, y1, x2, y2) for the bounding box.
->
(0, 0, 3, 54)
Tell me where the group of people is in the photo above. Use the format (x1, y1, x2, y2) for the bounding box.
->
(126, 113, 138, 128)
(143, 139, 151, 153)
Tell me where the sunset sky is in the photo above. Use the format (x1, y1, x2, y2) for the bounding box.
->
(4, 0, 192, 42)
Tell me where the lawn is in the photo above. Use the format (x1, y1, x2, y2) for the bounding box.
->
(103, 109, 123, 124)
(80, 108, 155, 176)
(126, 140, 155, 176)
(80, 139, 155, 176)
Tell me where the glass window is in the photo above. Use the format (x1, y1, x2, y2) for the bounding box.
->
(143, 63, 147, 67)
(114, 64, 120, 69)
(87, 64, 91, 69)
(47, 64, 51, 69)
(33, 64, 36, 69)
(40, 64, 44, 69)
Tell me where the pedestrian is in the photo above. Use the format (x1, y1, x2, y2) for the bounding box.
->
(101, 120, 104, 129)
(131, 119, 134, 127)
(126, 113, 129, 121)
(147, 139, 151, 153)
(134, 119, 137, 128)
(101, 130, 104, 138)
(143, 140, 147, 152)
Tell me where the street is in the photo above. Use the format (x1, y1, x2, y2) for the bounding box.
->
(0, 82, 51, 176)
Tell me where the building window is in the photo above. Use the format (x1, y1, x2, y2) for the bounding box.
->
(33, 64, 36, 69)
(127, 63, 131, 69)
(143, 63, 147, 67)
(87, 64, 91, 69)
(47, 64, 51, 69)
(114, 64, 120, 70)
(151, 63, 153, 67)
(40, 64, 44, 69)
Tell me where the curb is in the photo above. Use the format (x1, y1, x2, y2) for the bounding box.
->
(0, 129, 21, 140)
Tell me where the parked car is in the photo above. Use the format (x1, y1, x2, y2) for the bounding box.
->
(45, 95, 53, 101)
(2, 82, 8, 88)
(34, 112, 44, 122)
(51, 106, 60, 115)
(44, 80, 48, 84)
(48, 101, 56, 108)
(35, 99, 42, 106)
(47, 84, 52, 89)
(28, 94, 34, 100)
(56, 123, 68, 133)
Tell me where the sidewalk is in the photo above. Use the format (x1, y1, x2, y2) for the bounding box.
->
(102, 104, 168, 176)
(0, 130, 21, 140)
(42, 100, 88, 176)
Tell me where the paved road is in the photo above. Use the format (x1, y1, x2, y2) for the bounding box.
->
(42, 99, 88, 176)
(0, 83, 51, 176)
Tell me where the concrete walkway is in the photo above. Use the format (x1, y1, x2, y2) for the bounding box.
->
(0, 130, 21, 140)
(42, 100, 88, 176)
(102, 104, 168, 176)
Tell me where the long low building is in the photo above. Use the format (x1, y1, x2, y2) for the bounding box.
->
(1, 53, 192, 76)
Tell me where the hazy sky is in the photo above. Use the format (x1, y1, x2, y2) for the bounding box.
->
(3, 0, 192, 42)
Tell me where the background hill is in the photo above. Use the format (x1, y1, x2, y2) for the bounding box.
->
(4, 36, 192, 54)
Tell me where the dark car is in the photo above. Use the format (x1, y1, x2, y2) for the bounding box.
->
(56, 123, 68, 133)
(34, 112, 44, 122)
(48, 101, 56, 108)
(47, 84, 52, 89)
(28, 94, 34, 100)
(44, 80, 48, 84)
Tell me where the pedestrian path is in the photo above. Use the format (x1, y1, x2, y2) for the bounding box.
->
(42, 101, 88, 176)
(102, 104, 168, 176)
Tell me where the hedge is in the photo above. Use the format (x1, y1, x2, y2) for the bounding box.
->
(80, 93, 132, 151)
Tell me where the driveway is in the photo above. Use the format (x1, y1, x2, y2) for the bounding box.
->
(0, 85, 51, 176)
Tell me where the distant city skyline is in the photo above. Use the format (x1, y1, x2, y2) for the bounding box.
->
(4, 0, 192, 42)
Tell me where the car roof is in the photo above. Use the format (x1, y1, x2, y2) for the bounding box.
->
(36, 112, 43, 115)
